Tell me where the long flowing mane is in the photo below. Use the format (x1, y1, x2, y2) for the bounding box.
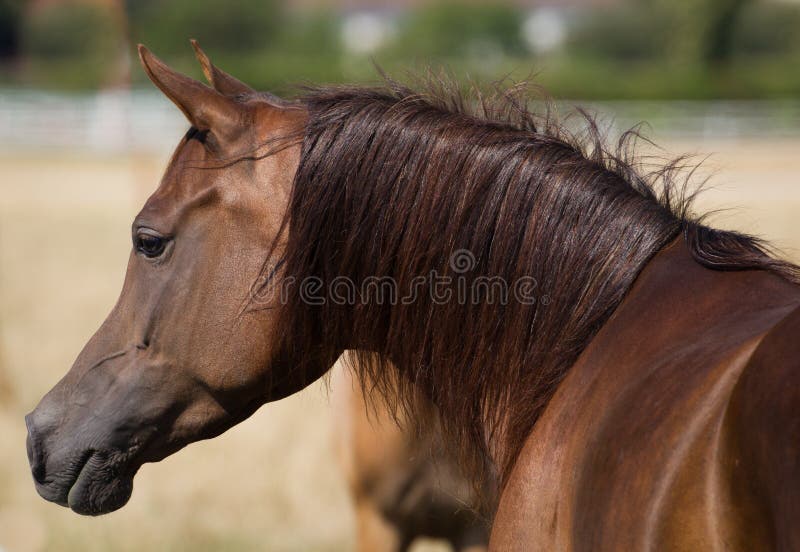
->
(271, 78, 800, 491)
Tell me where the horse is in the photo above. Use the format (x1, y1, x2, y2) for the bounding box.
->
(331, 361, 491, 552)
(25, 42, 800, 550)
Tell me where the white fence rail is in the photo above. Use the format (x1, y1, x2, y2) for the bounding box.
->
(1, 89, 799, 154)
(0, 89, 185, 153)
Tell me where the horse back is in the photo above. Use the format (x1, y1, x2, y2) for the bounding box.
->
(490, 239, 800, 551)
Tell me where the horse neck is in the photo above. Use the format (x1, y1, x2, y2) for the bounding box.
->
(284, 94, 684, 481)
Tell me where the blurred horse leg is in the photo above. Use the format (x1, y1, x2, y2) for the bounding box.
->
(455, 528, 490, 552)
(332, 360, 408, 551)
(331, 359, 489, 552)
(353, 497, 405, 552)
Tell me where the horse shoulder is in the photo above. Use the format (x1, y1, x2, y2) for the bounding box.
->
(489, 241, 800, 551)
(718, 303, 800, 551)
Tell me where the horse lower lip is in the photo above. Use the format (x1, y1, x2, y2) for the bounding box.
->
(66, 452, 94, 508)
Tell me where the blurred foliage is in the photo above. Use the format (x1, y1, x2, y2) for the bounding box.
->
(559, 0, 800, 98)
(731, 2, 800, 58)
(126, 0, 283, 56)
(126, 2, 342, 93)
(391, 2, 526, 58)
(646, 0, 750, 65)
(4, 0, 800, 99)
(20, 2, 123, 89)
(533, 57, 800, 100)
(568, 6, 666, 61)
(0, 0, 22, 59)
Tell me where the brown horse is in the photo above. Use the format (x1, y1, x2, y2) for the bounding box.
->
(26, 43, 800, 550)
(331, 362, 490, 552)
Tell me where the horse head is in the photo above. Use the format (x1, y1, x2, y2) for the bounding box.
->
(24, 43, 320, 515)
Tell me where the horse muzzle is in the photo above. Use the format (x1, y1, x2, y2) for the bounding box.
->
(24, 405, 142, 516)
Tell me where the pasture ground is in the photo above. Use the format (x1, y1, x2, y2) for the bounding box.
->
(1, 139, 799, 551)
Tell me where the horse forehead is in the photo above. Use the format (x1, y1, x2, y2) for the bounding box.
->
(154, 136, 225, 195)
(140, 102, 305, 219)
(252, 100, 308, 142)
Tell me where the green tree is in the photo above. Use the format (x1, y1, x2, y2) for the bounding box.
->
(22, 2, 123, 89)
(0, 0, 22, 59)
(568, 6, 665, 62)
(127, 0, 284, 57)
(731, 2, 800, 58)
(396, 2, 525, 58)
(647, 0, 751, 66)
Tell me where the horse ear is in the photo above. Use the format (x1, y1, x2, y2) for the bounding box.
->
(137, 44, 243, 135)
(190, 39, 254, 97)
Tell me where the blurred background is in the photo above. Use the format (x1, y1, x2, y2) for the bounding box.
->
(1, 0, 799, 550)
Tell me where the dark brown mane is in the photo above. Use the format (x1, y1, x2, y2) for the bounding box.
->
(271, 77, 800, 491)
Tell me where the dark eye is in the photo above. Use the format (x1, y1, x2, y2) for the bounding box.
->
(135, 232, 168, 258)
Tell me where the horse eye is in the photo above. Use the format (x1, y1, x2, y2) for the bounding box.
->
(135, 233, 167, 258)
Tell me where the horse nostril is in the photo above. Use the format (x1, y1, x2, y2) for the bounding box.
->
(25, 413, 47, 485)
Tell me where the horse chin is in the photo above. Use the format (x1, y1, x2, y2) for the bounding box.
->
(40, 451, 138, 516)
(66, 457, 135, 516)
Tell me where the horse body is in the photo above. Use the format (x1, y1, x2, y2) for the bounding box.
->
(492, 239, 800, 550)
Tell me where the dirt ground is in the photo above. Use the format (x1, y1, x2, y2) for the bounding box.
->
(1, 138, 799, 551)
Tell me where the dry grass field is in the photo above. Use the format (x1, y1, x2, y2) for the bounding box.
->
(1, 138, 799, 551)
